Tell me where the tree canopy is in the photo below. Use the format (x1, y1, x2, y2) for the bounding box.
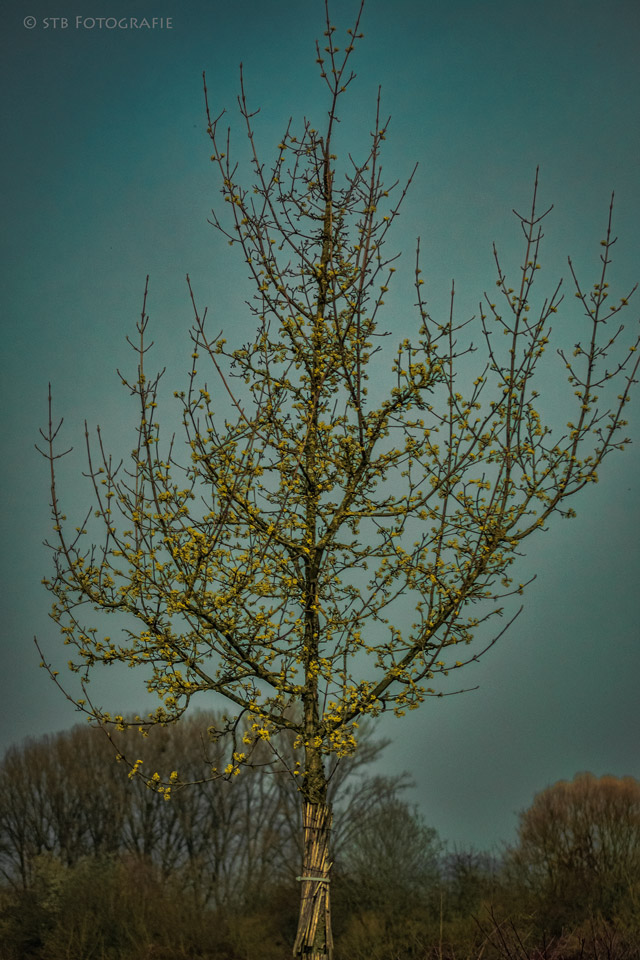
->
(39, 2, 639, 791)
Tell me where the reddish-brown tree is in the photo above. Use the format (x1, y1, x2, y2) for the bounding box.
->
(507, 772, 640, 927)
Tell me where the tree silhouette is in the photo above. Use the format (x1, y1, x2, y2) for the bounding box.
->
(506, 772, 640, 929)
(37, 2, 639, 955)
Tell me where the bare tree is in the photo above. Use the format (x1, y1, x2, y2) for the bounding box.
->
(37, 1, 639, 955)
(0, 728, 126, 888)
(0, 713, 403, 914)
(505, 772, 640, 928)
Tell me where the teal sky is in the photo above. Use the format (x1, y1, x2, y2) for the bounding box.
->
(1, 0, 639, 851)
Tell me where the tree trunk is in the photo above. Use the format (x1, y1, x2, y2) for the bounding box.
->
(293, 801, 333, 960)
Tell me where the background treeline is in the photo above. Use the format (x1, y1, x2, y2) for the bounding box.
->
(0, 713, 638, 960)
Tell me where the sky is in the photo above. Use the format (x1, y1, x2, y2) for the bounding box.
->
(1, 0, 639, 852)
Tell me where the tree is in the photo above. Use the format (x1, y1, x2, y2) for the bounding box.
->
(506, 772, 640, 929)
(441, 847, 500, 920)
(0, 714, 404, 914)
(333, 800, 442, 955)
(339, 800, 441, 910)
(0, 726, 127, 890)
(37, 1, 639, 955)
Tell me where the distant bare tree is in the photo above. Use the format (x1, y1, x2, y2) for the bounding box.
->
(506, 772, 640, 928)
(0, 713, 405, 911)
